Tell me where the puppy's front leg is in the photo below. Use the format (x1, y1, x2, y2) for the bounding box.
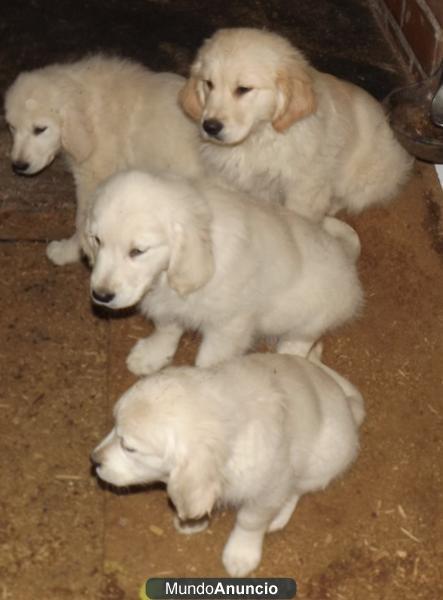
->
(196, 321, 254, 368)
(222, 504, 273, 577)
(126, 321, 184, 376)
(46, 184, 92, 265)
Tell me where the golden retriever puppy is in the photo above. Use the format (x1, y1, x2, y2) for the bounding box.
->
(4, 55, 202, 265)
(88, 170, 363, 374)
(92, 348, 365, 576)
(180, 28, 412, 221)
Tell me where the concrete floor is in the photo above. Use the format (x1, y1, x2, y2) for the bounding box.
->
(1, 1, 442, 599)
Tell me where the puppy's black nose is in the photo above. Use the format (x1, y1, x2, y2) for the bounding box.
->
(203, 118, 223, 137)
(12, 160, 30, 174)
(92, 289, 115, 304)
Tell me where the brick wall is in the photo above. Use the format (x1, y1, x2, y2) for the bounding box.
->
(373, 0, 443, 78)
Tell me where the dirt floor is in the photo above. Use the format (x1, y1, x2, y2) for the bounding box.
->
(0, 1, 442, 599)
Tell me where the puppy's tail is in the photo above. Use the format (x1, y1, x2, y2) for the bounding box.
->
(308, 341, 365, 427)
(322, 216, 361, 262)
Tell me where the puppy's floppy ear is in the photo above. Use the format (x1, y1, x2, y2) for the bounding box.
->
(167, 218, 214, 297)
(167, 444, 222, 521)
(60, 101, 94, 163)
(179, 76, 203, 121)
(272, 61, 316, 133)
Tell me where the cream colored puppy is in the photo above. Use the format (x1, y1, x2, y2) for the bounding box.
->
(92, 349, 365, 576)
(4, 55, 202, 265)
(180, 27, 412, 220)
(88, 170, 362, 374)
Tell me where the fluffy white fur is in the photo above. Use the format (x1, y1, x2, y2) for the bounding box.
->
(92, 347, 365, 576)
(4, 55, 202, 265)
(180, 27, 412, 221)
(88, 170, 363, 374)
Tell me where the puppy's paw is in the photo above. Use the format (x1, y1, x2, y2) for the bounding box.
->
(46, 237, 81, 265)
(277, 338, 315, 358)
(307, 341, 324, 365)
(222, 535, 261, 577)
(126, 338, 172, 376)
(173, 515, 209, 535)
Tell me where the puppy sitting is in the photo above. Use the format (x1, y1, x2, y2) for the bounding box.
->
(88, 170, 363, 374)
(92, 348, 365, 576)
(4, 55, 202, 265)
(180, 27, 412, 221)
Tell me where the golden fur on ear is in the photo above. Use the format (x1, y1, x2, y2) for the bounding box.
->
(167, 445, 222, 521)
(61, 103, 94, 163)
(179, 77, 203, 121)
(167, 221, 214, 297)
(272, 64, 316, 132)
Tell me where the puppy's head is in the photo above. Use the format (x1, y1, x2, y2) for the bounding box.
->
(91, 378, 174, 488)
(4, 66, 94, 175)
(88, 170, 214, 309)
(92, 372, 223, 520)
(180, 28, 316, 145)
(5, 71, 63, 175)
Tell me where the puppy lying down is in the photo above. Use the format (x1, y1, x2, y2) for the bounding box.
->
(92, 347, 365, 576)
(89, 171, 363, 374)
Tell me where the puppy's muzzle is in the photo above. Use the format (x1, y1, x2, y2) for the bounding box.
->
(12, 160, 30, 175)
(91, 289, 115, 305)
(202, 118, 223, 138)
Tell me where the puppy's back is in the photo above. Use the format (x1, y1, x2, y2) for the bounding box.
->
(244, 353, 363, 490)
(66, 55, 202, 177)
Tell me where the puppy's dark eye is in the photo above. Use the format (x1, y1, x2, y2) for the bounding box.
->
(204, 80, 214, 91)
(120, 439, 136, 453)
(129, 247, 147, 258)
(235, 86, 252, 96)
(92, 235, 101, 246)
(33, 126, 47, 135)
